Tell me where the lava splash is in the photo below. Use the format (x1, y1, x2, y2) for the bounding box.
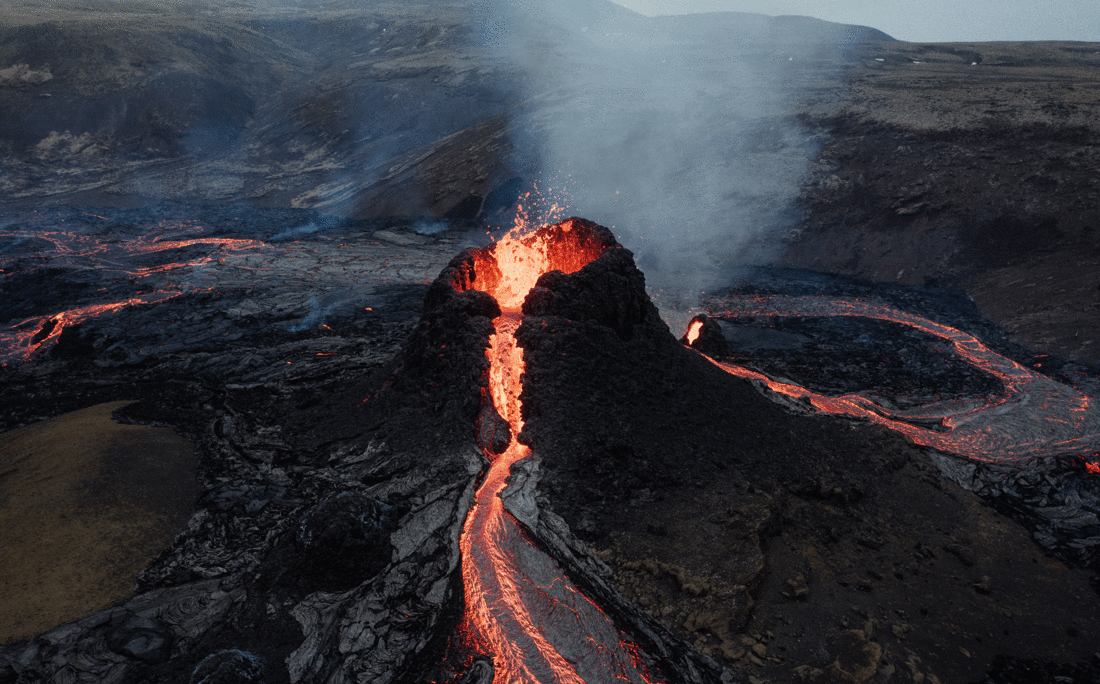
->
(453, 219, 660, 684)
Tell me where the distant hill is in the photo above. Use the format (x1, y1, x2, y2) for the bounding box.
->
(0, 0, 891, 221)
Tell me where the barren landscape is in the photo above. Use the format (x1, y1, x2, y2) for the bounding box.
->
(1, 2, 1099, 684)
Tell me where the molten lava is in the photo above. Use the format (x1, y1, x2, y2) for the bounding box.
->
(701, 295, 1100, 466)
(685, 319, 703, 345)
(458, 219, 658, 684)
(0, 218, 264, 363)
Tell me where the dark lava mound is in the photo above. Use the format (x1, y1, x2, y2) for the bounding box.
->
(501, 222, 1100, 684)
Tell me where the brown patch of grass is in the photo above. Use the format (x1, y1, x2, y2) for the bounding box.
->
(0, 401, 198, 643)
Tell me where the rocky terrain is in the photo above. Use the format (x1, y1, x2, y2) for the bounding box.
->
(5, 2, 1094, 364)
(784, 40, 1100, 367)
(1, 206, 1097, 684)
(1, 1, 517, 216)
(0, 205, 483, 683)
(2, 2, 1100, 684)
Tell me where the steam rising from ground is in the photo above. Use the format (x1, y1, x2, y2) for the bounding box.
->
(8, 0, 867, 305)
(476, 0, 836, 303)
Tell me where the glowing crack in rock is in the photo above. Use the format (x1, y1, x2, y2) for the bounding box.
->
(702, 295, 1100, 465)
(458, 220, 659, 684)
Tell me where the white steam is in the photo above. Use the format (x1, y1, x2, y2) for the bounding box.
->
(475, 0, 841, 304)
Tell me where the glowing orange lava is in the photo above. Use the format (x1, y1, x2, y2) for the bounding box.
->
(458, 220, 658, 684)
(685, 319, 703, 345)
(4, 293, 183, 363)
(704, 295, 1100, 465)
(1, 219, 265, 364)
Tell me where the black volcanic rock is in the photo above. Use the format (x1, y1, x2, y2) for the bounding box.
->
(680, 314, 731, 358)
(0, 210, 488, 684)
(2, 193, 1099, 684)
(977, 654, 1100, 684)
(189, 650, 266, 684)
(106, 614, 174, 663)
(49, 322, 96, 359)
(512, 223, 1100, 682)
(374, 248, 501, 456)
(524, 247, 662, 341)
(249, 492, 400, 595)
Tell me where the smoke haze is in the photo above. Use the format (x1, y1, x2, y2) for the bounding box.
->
(4, 0, 881, 308)
(474, 0, 850, 306)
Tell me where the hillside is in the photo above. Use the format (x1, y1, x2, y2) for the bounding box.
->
(784, 40, 1100, 367)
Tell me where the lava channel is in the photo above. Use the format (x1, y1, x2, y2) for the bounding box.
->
(0, 218, 264, 364)
(697, 295, 1100, 465)
(458, 220, 659, 684)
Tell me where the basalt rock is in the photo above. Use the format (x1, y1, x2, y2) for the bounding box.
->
(260, 492, 399, 595)
(189, 650, 267, 684)
(680, 314, 731, 358)
(700, 268, 1100, 572)
(0, 209, 489, 684)
(0, 214, 729, 684)
(521, 222, 659, 342)
(106, 614, 174, 663)
(373, 248, 500, 456)
(510, 225, 1100, 683)
(932, 452, 1100, 571)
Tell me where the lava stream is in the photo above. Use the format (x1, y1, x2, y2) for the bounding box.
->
(703, 295, 1100, 464)
(1, 218, 264, 363)
(1, 293, 183, 364)
(459, 223, 657, 684)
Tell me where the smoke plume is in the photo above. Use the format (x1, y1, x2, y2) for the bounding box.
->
(473, 0, 855, 308)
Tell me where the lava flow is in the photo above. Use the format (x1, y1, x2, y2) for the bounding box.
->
(698, 295, 1100, 466)
(685, 319, 703, 345)
(1, 217, 265, 364)
(458, 220, 658, 684)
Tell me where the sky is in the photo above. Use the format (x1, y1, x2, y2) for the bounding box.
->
(610, 0, 1100, 43)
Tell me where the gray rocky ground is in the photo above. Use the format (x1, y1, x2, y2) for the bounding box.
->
(783, 40, 1100, 367)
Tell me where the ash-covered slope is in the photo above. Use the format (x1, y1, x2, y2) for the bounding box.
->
(784, 40, 1100, 367)
(0, 2, 513, 213)
(0, 0, 883, 224)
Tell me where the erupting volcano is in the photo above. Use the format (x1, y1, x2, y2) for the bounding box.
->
(429, 217, 1100, 683)
(454, 220, 660, 684)
(3, 209, 1100, 684)
(4, 0, 1100, 678)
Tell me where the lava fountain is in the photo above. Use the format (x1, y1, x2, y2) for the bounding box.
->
(456, 220, 659, 684)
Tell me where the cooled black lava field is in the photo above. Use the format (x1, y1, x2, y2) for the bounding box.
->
(1, 208, 1099, 684)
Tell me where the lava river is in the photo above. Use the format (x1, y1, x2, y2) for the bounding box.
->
(458, 222, 659, 684)
(0, 215, 265, 364)
(700, 295, 1100, 467)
